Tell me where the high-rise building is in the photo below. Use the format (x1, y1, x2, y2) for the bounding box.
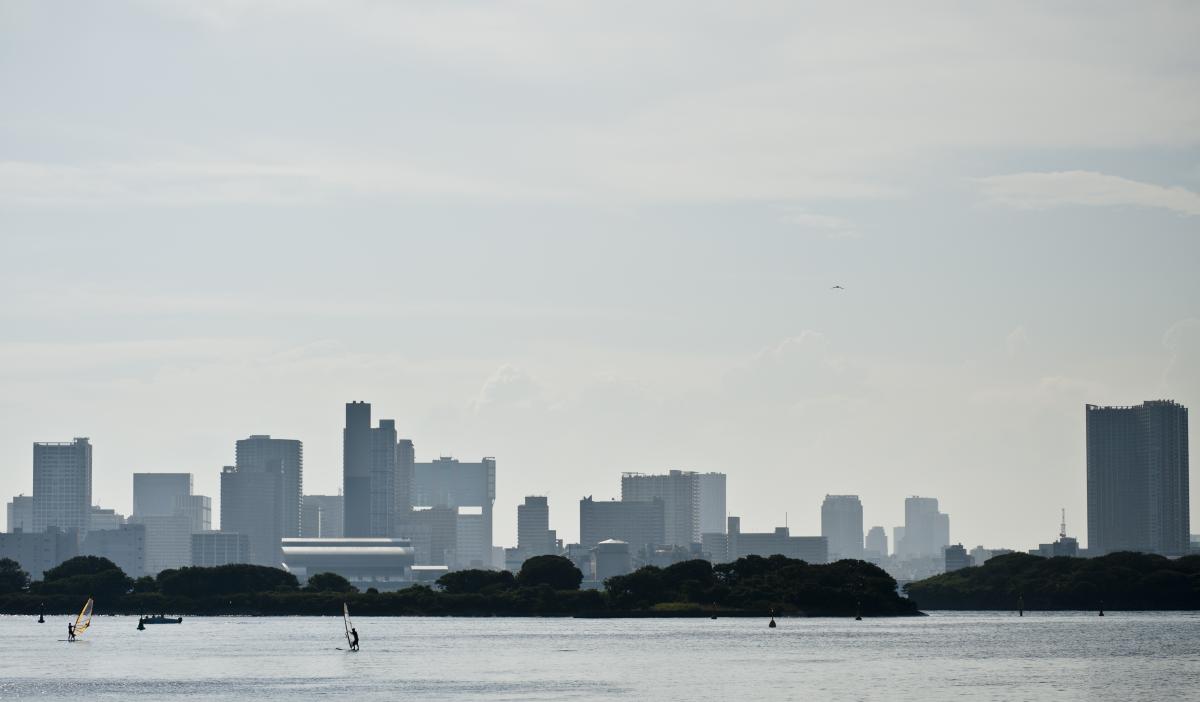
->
(300, 494, 344, 538)
(865, 526, 888, 559)
(132, 473, 192, 517)
(32, 438, 92, 535)
(342, 402, 407, 538)
(89, 506, 125, 532)
(1086, 400, 1190, 556)
(343, 401, 373, 537)
(579, 496, 665, 550)
(821, 495, 864, 561)
(897, 497, 949, 559)
(396, 439, 415, 517)
(697, 473, 728, 535)
(621, 470, 700, 547)
(410, 456, 496, 556)
(6, 495, 33, 533)
(220, 465, 282, 567)
(517, 496, 555, 557)
(0, 527, 78, 579)
(191, 531, 251, 567)
(236, 435, 303, 538)
(81, 523, 145, 577)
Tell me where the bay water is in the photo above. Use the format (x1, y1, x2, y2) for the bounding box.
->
(1, 612, 1196, 700)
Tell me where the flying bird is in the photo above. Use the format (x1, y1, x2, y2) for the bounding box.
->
(831, 285, 844, 290)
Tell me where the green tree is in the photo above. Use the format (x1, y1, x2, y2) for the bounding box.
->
(304, 572, 357, 593)
(157, 564, 299, 597)
(34, 556, 132, 601)
(437, 568, 515, 594)
(0, 558, 30, 594)
(517, 555, 583, 590)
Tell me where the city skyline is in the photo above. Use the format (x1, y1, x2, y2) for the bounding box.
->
(3, 397, 1191, 554)
(3, 2, 1199, 553)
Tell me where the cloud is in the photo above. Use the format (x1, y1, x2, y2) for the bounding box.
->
(1006, 326, 1031, 357)
(974, 171, 1200, 216)
(471, 364, 544, 412)
(1163, 318, 1200, 405)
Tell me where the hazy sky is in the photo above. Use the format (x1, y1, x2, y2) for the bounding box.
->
(2, 1, 1198, 551)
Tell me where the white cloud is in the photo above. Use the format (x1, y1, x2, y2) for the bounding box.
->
(1006, 326, 1031, 357)
(974, 171, 1200, 216)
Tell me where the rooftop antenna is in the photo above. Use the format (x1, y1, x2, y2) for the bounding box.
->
(1059, 508, 1067, 540)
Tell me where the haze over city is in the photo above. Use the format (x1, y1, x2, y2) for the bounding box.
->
(3, 1, 1198, 553)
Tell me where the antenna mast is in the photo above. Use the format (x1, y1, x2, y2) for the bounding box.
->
(1059, 508, 1066, 539)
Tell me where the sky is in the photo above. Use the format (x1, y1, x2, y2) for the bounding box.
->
(2, 1, 1198, 551)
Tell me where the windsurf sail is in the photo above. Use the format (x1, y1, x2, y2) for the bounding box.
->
(74, 598, 94, 636)
(343, 602, 353, 647)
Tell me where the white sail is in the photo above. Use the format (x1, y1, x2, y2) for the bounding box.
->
(343, 602, 353, 648)
(74, 598, 94, 636)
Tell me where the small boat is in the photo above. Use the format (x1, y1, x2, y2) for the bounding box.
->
(139, 615, 183, 625)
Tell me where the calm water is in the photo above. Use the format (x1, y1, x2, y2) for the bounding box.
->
(1, 612, 1197, 700)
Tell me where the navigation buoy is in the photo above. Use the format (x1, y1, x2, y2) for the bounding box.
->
(1018, 594, 1024, 617)
(137, 617, 146, 631)
(1099, 600, 1104, 617)
(855, 600, 862, 621)
(768, 617, 777, 628)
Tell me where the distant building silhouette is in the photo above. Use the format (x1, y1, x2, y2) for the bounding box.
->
(89, 506, 124, 532)
(621, 470, 701, 547)
(300, 494, 344, 538)
(896, 496, 949, 559)
(865, 525, 888, 559)
(236, 435, 303, 538)
(191, 531, 251, 567)
(131, 474, 210, 575)
(821, 495, 864, 560)
(405, 456, 496, 567)
(579, 496, 665, 551)
(220, 465, 282, 567)
(697, 473, 727, 535)
(517, 496, 556, 559)
(81, 523, 145, 577)
(132, 473, 192, 518)
(944, 543, 971, 572)
(33, 438, 92, 535)
(0, 527, 78, 579)
(1086, 400, 1190, 556)
(5, 495, 32, 533)
(342, 402, 407, 538)
(593, 539, 632, 580)
(724, 516, 828, 564)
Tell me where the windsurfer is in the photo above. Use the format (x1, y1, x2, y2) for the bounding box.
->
(67, 622, 75, 641)
(350, 628, 359, 651)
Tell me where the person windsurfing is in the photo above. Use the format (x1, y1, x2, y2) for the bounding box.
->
(350, 627, 359, 651)
(67, 622, 75, 641)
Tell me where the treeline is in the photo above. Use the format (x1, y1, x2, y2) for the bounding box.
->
(0, 554, 919, 617)
(906, 551, 1200, 610)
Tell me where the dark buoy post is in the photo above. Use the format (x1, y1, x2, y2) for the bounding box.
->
(137, 616, 145, 631)
(1018, 594, 1024, 617)
(855, 600, 862, 621)
(37, 604, 44, 624)
(1099, 600, 1104, 617)
(768, 609, 777, 628)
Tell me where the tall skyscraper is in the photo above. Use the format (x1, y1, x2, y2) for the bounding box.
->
(236, 435, 303, 538)
(621, 470, 700, 547)
(32, 438, 92, 535)
(865, 525, 888, 559)
(697, 472, 728, 535)
(897, 496, 949, 559)
(1087, 400, 1190, 556)
(517, 495, 555, 557)
(6, 495, 33, 533)
(396, 439, 415, 516)
(220, 465, 282, 567)
(342, 402, 405, 538)
(132, 473, 192, 517)
(821, 495, 864, 560)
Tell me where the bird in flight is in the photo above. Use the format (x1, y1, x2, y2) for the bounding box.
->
(831, 285, 844, 290)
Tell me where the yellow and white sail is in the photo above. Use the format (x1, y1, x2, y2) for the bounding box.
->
(74, 598, 94, 636)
